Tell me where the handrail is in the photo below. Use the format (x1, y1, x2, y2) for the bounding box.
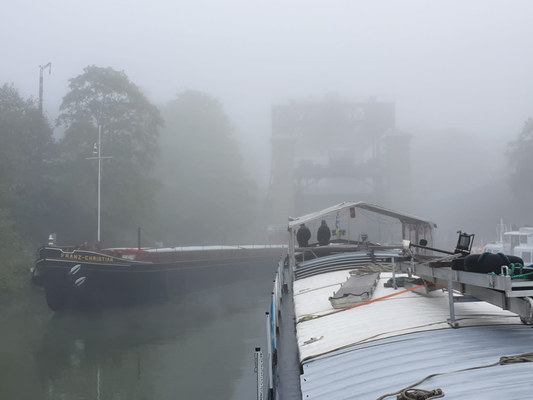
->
(265, 256, 285, 399)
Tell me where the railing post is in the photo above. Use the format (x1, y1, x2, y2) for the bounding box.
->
(447, 277, 459, 328)
(266, 311, 273, 398)
(254, 347, 264, 400)
(392, 257, 397, 289)
(271, 291, 276, 345)
(277, 260, 283, 302)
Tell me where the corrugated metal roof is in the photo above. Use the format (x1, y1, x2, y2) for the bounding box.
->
(298, 252, 400, 269)
(301, 325, 533, 399)
(293, 272, 521, 362)
(295, 252, 399, 280)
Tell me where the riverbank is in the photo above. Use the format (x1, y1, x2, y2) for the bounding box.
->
(0, 252, 33, 294)
(0, 208, 35, 293)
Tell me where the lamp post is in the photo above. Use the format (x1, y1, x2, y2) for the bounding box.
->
(86, 124, 112, 242)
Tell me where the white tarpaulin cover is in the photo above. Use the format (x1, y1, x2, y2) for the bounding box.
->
(293, 270, 520, 363)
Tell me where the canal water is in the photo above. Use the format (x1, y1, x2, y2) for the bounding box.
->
(0, 259, 278, 400)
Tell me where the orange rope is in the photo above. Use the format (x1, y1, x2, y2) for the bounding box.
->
(315, 282, 431, 320)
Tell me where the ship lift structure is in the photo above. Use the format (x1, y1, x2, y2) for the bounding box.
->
(265, 96, 413, 243)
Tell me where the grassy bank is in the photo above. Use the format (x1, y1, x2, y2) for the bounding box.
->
(0, 209, 33, 293)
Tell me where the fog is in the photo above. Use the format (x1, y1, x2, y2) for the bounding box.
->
(2, 0, 533, 247)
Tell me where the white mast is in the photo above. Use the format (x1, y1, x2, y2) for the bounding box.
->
(86, 124, 112, 242)
(498, 218, 506, 243)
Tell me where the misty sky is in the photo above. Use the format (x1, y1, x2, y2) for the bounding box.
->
(2, 0, 533, 180)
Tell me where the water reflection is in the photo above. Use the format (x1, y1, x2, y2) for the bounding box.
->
(1, 259, 276, 400)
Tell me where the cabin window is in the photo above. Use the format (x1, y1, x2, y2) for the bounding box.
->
(522, 252, 532, 265)
(521, 235, 528, 244)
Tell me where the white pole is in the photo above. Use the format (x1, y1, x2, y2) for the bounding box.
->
(97, 364, 101, 400)
(288, 228, 296, 286)
(86, 124, 111, 243)
(97, 124, 101, 242)
(254, 347, 264, 400)
(348, 217, 350, 245)
(266, 312, 273, 395)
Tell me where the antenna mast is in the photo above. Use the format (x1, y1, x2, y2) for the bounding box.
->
(38, 63, 52, 119)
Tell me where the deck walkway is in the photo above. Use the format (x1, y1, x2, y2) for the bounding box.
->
(274, 266, 302, 400)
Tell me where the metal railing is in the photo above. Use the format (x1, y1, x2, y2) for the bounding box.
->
(146, 244, 287, 253)
(261, 249, 286, 400)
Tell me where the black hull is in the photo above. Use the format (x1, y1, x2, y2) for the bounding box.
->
(36, 248, 279, 311)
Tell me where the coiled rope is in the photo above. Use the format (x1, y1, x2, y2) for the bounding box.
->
(376, 353, 533, 400)
(483, 252, 533, 280)
(350, 263, 393, 275)
(396, 389, 444, 400)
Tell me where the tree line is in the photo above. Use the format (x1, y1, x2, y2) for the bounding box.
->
(0, 65, 258, 290)
(2, 64, 532, 291)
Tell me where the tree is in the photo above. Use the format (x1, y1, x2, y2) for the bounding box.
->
(0, 83, 57, 242)
(156, 90, 257, 245)
(55, 66, 164, 245)
(0, 209, 30, 292)
(507, 118, 533, 196)
(505, 117, 533, 224)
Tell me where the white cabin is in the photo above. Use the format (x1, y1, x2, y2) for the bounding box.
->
(511, 228, 533, 265)
(484, 231, 528, 255)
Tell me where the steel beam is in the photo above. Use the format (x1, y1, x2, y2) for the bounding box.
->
(397, 261, 533, 323)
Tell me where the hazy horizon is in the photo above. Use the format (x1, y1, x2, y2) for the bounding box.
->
(2, 0, 532, 243)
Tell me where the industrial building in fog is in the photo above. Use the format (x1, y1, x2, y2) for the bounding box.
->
(266, 96, 413, 240)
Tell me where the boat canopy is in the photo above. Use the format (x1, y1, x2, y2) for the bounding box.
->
(287, 202, 437, 231)
(285, 202, 437, 272)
